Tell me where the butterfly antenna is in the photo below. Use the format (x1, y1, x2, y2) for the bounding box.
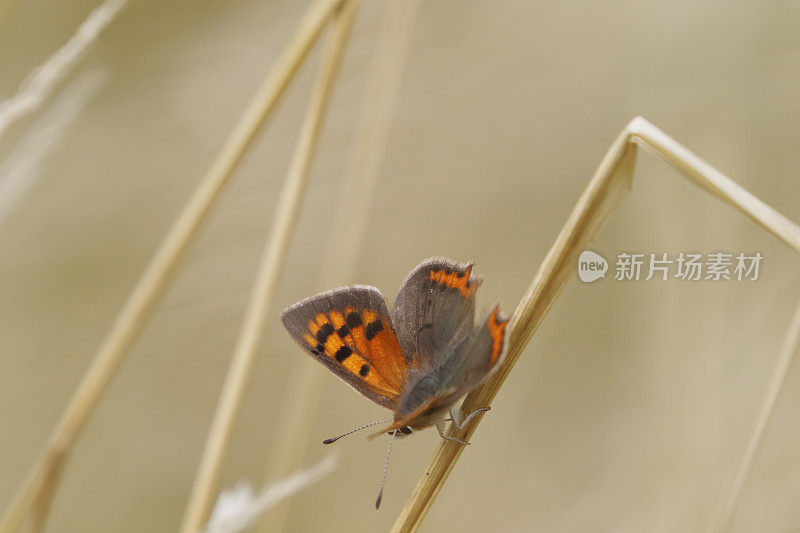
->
(375, 429, 397, 509)
(322, 419, 393, 445)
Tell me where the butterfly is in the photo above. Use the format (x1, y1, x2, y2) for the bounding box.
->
(280, 257, 509, 507)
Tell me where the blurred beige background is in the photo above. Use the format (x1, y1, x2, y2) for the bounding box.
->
(1, 0, 800, 531)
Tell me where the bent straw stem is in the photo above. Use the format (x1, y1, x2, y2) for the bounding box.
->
(0, 0, 344, 531)
(391, 121, 639, 533)
(628, 118, 800, 253)
(391, 116, 800, 532)
(179, 2, 360, 532)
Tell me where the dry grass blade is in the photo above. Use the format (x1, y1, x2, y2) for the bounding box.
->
(0, 70, 106, 225)
(257, 0, 420, 530)
(178, 2, 360, 532)
(205, 454, 338, 533)
(629, 119, 800, 252)
(0, 0, 127, 139)
(706, 298, 800, 532)
(0, 0, 344, 531)
(391, 116, 800, 532)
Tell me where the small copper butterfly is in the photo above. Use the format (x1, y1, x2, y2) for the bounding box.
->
(280, 257, 509, 507)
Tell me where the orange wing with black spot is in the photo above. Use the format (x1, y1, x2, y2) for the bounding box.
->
(280, 285, 410, 409)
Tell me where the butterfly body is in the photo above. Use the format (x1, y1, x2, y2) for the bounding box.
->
(281, 257, 509, 438)
(396, 372, 450, 429)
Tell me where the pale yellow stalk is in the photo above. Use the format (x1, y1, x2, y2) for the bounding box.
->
(178, 2, 360, 532)
(0, 0, 127, 139)
(706, 298, 800, 532)
(257, 1, 421, 530)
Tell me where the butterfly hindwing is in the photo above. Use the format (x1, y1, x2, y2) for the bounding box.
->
(439, 305, 509, 395)
(280, 285, 409, 409)
(392, 257, 482, 368)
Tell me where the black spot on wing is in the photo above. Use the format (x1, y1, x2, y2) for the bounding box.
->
(334, 345, 352, 363)
(365, 320, 383, 340)
(316, 323, 335, 343)
(359, 364, 369, 377)
(336, 325, 350, 338)
(346, 312, 362, 328)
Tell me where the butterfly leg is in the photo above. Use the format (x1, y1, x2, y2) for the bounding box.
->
(449, 406, 490, 431)
(436, 420, 470, 446)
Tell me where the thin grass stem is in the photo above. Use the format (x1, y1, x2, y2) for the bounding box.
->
(0, 0, 127, 139)
(256, 1, 420, 530)
(706, 298, 800, 532)
(205, 454, 338, 533)
(0, 70, 106, 226)
(178, 2, 359, 532)
(628, 118, 800, 252)
(0, 0, 343, 530)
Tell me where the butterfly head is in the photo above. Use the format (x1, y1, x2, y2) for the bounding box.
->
(369, 386, 459, 438)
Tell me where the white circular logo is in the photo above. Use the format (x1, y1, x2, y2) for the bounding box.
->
(577, 250, 608, 282)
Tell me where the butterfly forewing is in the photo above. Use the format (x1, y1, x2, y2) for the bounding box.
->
(281, 285, 410, 409)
